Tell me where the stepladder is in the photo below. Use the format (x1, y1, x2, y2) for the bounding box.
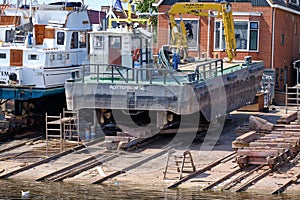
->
(163, 149, 196, 180)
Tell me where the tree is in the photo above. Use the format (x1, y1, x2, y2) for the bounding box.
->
(135, 0, 158, 26)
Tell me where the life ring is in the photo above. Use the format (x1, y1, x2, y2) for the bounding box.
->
(132, 48, 140, 61)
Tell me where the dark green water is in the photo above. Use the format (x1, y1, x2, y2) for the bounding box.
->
(0, 179, 298, 200)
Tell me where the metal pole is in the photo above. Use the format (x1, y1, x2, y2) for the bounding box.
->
(285, 84, 288, 114)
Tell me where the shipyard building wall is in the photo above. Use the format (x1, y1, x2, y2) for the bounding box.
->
(156, 2, 300, 104)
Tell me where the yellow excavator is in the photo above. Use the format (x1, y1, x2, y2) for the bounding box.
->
(168, 2, 236, 62)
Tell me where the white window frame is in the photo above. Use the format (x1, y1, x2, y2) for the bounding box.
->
(94, 36, 104, 49)
(290, 0, 299, 6)
(214, 20, 259, 52)
(169, 18, 199, 51)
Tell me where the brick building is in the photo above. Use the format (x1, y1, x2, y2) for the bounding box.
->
(153, 0, 300, 104)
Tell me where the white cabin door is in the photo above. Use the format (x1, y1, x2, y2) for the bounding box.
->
(109, 36, 121, 65)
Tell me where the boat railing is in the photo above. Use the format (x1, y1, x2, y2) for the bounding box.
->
(79, 63, 181, 85)
(193, 59, 224, 81)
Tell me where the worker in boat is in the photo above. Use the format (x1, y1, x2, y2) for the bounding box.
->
(171, 49, 180, 71)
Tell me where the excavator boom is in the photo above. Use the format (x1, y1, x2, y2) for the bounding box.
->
(168, 2, 236, 62)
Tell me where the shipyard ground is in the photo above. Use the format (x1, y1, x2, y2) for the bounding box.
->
(1, 106, 300, 195)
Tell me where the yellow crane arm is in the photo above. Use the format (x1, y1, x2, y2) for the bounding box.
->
(168, 2, 236, 62)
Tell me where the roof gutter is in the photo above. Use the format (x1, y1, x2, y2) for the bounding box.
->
(266, 0, 300, 15)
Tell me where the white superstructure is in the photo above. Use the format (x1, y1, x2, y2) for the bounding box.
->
(0, 1, 91, 91)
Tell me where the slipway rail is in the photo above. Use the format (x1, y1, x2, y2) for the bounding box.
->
(0, 145, 85, 179)
(0, 136, 42, 154)
(93, 145, 179, 184)
(167, 151, 236, 189)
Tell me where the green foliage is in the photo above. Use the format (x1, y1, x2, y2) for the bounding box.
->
(135, 0, 158, 26)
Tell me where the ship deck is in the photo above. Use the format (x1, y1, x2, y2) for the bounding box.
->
(65, 59, 264, 118)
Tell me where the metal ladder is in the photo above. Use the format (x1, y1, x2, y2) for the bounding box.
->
(62, 109, 80, 147)
(45, 113, 63, 155)
(163, 150, 196, 180)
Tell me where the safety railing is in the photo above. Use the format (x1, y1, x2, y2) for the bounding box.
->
(75, 63, 182, 85)
(193, 59, 224, 82)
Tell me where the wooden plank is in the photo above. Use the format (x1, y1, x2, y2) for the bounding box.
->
(237, 149, 279, 157)
(235, 131, 258, 143)
(276, 112, 297, 124)
(249, 142, 291, 150)
(273, 124, 300, 129)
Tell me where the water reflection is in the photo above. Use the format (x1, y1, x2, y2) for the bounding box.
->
(0, 179, 297, 199)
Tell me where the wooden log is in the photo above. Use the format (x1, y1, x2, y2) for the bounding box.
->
(249, 116, 273, 133)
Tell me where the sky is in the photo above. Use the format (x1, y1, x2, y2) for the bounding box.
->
(40, 0, 113, 10)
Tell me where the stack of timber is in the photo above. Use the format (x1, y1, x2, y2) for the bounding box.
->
(233, 113, 300, 168)
(232, 131, 260, 149)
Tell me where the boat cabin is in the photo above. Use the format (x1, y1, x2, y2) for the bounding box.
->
(88, 27, 153, 81)
(0, 2, 91, 92)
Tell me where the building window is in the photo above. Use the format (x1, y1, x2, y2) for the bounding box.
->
(94, 36, 103, 49)
(0, 53, 6, 59)
(281, 33, 285, 46)
(290, 0, 299, 5)
(214, 21, 259, 52)
(57, 32, 65, 45)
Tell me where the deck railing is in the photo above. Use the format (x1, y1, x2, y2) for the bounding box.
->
(194, 59, 224, 81)
(76, 63, 181, 85)
(71, 59, 226, 85)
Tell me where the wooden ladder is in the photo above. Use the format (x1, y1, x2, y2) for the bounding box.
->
(163, 150, 196, 180)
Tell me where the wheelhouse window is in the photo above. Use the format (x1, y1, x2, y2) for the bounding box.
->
(71, 32, 78, 49)
(214, 21, 259, 52)
(5, 30, 13, 42)
(28, 54, 38, 60)
(0, 53, 6, 59)
(57, 32, 65, 45)
(94, 36, 103, 49)
(79, 31, 86, 48)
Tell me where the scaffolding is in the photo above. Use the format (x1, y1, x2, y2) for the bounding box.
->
(285, 84, 300, 113)
(45, 109, 79, 155)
